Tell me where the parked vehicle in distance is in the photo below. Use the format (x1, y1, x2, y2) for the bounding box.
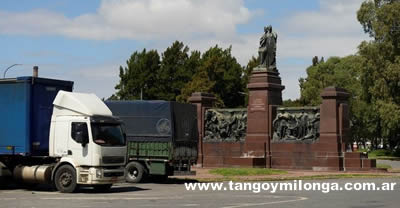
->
(105, 100, 198, 183)
(0, 74, 126, 193)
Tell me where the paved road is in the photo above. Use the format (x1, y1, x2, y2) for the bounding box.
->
(0, 178, 399, 208)
(377, 159, 400, 169)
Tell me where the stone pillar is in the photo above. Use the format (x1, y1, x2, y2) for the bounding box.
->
(245, 70, 284, 167)
(320, 87, 350, 153)
(188, 92, 216, 167)
(319, 87, 378, 171)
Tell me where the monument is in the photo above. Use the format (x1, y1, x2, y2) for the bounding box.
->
(189, 25, 377, 171)
(245, 26, 285, 164)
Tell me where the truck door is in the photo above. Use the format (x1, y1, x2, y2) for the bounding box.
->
(68, 121, 93, 166)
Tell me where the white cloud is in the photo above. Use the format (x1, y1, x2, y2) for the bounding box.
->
(270, 0, 369, 99)
(0, 0, 252, 40)
(279, 0, 369, 60)
(70, 64, 120, 98)
(283, 0, 365, 36)
(0, 0, 371, 100)
(279, 35, 364, 59)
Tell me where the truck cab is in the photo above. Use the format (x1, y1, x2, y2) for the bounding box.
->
(0, 75, 126, 193)
(49, 91, 126, 192)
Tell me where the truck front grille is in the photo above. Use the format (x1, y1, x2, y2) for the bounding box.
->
(102, 156, 125, 164)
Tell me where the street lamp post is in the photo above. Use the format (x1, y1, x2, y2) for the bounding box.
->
(3, 64, 22, 78)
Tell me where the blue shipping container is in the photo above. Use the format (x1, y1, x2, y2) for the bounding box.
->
(0, 77, 74, 156)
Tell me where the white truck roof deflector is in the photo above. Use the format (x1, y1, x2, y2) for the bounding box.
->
(53, 90, 112, 116)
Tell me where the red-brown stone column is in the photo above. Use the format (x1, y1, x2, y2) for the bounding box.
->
(320, 87, 350, 152)
(245, 70, 285, 167)
(318, 87, 350, 170)
(320, 87, 376, 171)
(188, 92, 216, 167)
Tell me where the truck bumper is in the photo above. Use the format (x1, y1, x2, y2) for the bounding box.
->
(77, 166, 125, 185)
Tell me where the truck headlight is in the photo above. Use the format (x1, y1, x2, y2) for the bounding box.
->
(96, 169, 103, 178)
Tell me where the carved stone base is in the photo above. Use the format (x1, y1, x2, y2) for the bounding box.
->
(253, 66, 278, 73)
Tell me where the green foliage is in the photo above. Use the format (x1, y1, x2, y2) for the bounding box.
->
(298, 55, 384, 146)
(368, 149, 400, 159)
(299, 0, 400, 150)
(179, 45, 245, 107)
(177, 68, 216, 103)
(357, 148, 369, 153)
(209, 168, 287, 176)
(377, 163, 392, 169)
(358, 0, 400, 51)
(356, 0, 400, 149)
(114, 49, 161, 100)
(299, 56, 363, 106)
(242, 56, 259, 105)
(113, 41, 200, 102)
(113, 42, 247, 107)
(369, 149, 394, 157)
(157, 41, 198, 101)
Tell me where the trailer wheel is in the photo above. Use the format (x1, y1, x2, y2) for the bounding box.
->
(125, 162, 145, 183)
(54, 165, 77, 193)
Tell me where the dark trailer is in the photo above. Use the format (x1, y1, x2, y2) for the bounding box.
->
(105, 100, 198, 182)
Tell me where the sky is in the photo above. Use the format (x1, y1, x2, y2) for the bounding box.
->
(0, 0, 370, 100)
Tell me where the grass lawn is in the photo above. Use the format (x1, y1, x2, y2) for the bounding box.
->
(367, 149, 400, 160)
(209, 168, 287, 177)
(192, 173, 397, 183)
(376, 163, 392, 169)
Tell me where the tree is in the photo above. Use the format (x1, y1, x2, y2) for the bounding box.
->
(300, 56, 363, 105)
(178, 45, 245, 107)
(157, 41, 198, 101)
(357, 0, 400, 149)
(242, 56, 259, 105)
(298, 55, 377, 146)
(113, 49, 161, 100)
(282, 99, 303, 107)
(178, 68, 216, 103)
(298, 0, 400, 150)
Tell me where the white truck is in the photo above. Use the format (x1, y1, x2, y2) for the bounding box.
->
(0, 76, 126, 193)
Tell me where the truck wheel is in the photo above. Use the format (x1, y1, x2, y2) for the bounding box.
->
(125, 162, 145, 183)
(93, 184, 112, 192)
(54, 165, 78, 193)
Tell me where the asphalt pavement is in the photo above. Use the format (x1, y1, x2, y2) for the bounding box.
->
(377, 159, 400, 169)
(0, 178, 400, 208)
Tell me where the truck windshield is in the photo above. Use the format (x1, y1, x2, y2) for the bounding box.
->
(91, 123, 125, 146)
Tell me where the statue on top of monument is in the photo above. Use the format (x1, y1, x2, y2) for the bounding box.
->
(258, 25, 277, 72)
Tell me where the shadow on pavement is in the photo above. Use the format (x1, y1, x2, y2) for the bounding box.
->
(138, 177, 199, 184)
(77, 186, 149, 194)
(0, 177, 149, 193)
